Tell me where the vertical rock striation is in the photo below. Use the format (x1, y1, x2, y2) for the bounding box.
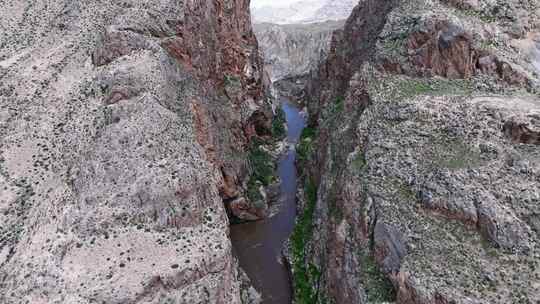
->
(0, 0, 267, 302)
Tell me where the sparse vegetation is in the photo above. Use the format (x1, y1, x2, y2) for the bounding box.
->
(244, 106, 287, 206)
(351, 150, 367, 171)
(373, 75, 476, 101)
(360, 253, 396, 302)
(478, 39, 499, 51)
(224, 74, 241, 87)
(333, 96, 345, 114)
(380, 32, 409, 57)
(247, 139, 276, 205)
(248, 140, 275, 186)
(297, 127, 317, 169)
(382, 38, 405, 54)
(398, 80, 434, 97)
(431, 137, 482, 170)
(246, 176, 264, 207)
(272, 107, 287, 139)
(457, 8, 497, 23)
(291, 177, 320, 304)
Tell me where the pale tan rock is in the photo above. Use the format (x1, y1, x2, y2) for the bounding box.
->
(297, 0, 540, 303)
(0, 0, 268, 302)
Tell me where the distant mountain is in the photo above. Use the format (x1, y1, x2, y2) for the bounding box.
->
(251, 0, 356, 24)
(254, 20, 344, 81)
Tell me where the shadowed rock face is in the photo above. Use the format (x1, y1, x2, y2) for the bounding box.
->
(504, 120, 540, 145)
(305, 0, 399, 127)
(0, 0, 267, 303)
(295, 0, 540, 303)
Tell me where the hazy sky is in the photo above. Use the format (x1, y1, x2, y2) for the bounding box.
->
(251, 0, 302, 8)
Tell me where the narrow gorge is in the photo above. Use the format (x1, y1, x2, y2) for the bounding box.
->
(231, 100, 306, 304)
(1, 0, 540, 304)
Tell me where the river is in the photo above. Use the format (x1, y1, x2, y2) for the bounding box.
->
(230, 100, 306, 304)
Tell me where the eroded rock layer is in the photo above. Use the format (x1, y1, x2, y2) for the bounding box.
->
(0, 0, 267, 302)
(296, 0, 540, 303)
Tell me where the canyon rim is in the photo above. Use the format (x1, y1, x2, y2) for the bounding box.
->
(1, 0, 540, 304)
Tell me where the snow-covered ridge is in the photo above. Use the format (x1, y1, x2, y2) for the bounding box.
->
(251, 0, 356, 24)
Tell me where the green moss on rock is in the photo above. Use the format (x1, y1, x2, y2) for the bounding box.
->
(297, 127, 317, 170)
(272, 107, 287, 140)
(291, 178, 320, 304)
(360, 253, 396, 303)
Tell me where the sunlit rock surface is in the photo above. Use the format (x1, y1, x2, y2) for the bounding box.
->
(296, 0, 540, 303)
(0, 0, 268, 302)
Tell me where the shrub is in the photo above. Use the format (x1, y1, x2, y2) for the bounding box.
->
(297, 127, 317, 167)
(246, 176, 264, 207)
(291, 178, 320, 304)
(245, 140, 276, 207)
(360, 253, 396, 302)
(248, 141, 275, 186)
(272, 107, 287, 139)
(224, 74, 241, 87)
(334, 96, 345, 113)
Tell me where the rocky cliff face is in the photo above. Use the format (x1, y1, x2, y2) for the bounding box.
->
(295, 0, 540, 303)
(252, 1, 354, 98)
(254, 21, 343, 82)
(0, 0, 267, 303)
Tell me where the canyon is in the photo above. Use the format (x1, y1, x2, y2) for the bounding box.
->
(254, 21, 343, 82)
(251, 1, 353, 102)
(1, 0, 540, 304)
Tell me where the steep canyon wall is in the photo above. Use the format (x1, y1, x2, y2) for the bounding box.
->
(0, 0, 267, 302)
(295, 0, 540, 303)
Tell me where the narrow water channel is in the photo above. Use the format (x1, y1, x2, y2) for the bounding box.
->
(231, 100, 306, 304)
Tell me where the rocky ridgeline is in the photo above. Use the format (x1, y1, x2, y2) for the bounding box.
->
(251, 0, 356, 25)
(0, 0, 269, 303)
(294, 0, 540, 303)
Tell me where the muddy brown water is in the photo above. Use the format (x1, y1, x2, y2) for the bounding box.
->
(231, 100, 306, 304)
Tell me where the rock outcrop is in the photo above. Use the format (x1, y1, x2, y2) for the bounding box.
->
(0, 0, 267, 302)
(294, 0, 540, 303)
(375, 0, 540, 87)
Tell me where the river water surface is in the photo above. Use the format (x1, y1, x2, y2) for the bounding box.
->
(231, 100, 305, 304)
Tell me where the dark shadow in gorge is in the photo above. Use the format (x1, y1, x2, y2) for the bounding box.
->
(231, 100, 306, 304)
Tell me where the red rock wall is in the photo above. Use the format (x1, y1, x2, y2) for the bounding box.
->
(163, 0, 272, 213)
